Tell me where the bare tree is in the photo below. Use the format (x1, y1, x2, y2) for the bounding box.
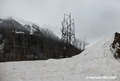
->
(82, 37, 89, 50)
(75, 37, 89, 51)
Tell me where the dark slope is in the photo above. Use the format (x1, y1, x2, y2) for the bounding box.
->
(0, 18, 80, 62)
(111, 32, 120, 59)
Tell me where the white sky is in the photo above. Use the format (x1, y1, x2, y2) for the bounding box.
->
(0, 0, 120, 45)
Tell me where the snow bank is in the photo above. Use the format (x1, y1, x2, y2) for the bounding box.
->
(0, 34, 120, 81)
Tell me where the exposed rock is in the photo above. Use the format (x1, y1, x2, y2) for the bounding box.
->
(111, 32, 120, 59)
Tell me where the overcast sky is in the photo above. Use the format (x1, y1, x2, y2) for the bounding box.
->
(0, 0, 120, 45)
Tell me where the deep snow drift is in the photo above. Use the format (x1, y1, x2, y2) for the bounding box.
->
(0, 34, 120, 81)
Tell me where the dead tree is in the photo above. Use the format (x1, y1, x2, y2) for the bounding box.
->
(75, 38, 89, 50)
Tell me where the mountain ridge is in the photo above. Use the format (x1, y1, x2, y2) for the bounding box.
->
(0, 17, 80, 62)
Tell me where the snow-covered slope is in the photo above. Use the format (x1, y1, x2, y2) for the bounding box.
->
(0, 34, 120, 81)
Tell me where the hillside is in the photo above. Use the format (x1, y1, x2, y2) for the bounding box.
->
(0, 33, 120, 81)
(0, 18, 80, 62)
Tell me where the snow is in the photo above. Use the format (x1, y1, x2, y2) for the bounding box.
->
(15, 30, 25, 34)
(0, 43, 4, 50)
(0, 17, 39, 35)
(12, 17, 41, 35)
(0, 16, 34, 26)
(0, 34, 120, 81)
(0, 34, 5, 50)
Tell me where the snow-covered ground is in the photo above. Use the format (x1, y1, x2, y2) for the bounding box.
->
(0, 34, 120, 81)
